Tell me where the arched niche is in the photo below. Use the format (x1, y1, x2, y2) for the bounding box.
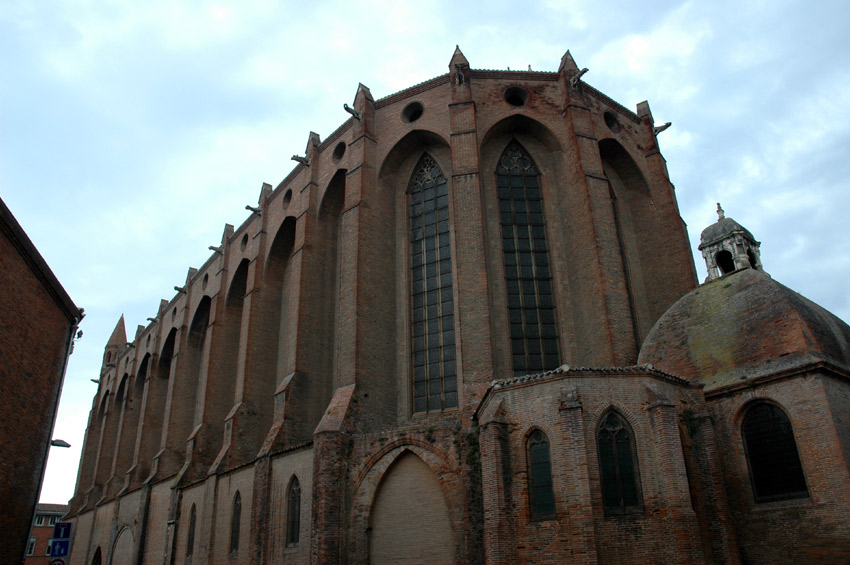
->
(178, 296, 211, 439)
(315, 169, 346, 394)
(110, 526, 134, 564)
(368, 452, 456, 564)
(134, 330, 175, 479)
(479, 115, 574, 375)
(211, 259, 248, 424)
(379, 129, 451, 182)
(376, 130, 453, 417)
(239, 216, 297, 449)
(599, 138, 672, 348)
(115, 374, 129, 405)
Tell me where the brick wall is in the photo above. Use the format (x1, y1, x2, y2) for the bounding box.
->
(0, 200, 79, 564)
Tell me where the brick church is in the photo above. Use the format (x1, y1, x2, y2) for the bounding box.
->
(67, 48, 850, 563)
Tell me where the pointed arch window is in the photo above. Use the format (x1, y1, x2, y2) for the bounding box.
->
(742, 402, 808, 502)
(286, 476, 301, 546)
(597, 410, 642, 515)
(187, 504, 196, 558)
(497, 141, 559, 375)
(527, 429, 555, 520)
(410, 153, 457, 413)
(230, 491, 241, 554)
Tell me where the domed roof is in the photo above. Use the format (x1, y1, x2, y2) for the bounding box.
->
(638, 268, 850, 389)
(698, 216, 755, 249)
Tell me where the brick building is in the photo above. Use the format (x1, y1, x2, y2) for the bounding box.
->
(25, 503, 71, 564)
(0, 198, 82, 565)
(66, 49, 850, 563)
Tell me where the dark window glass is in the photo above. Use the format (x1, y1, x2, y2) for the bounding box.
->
(187, 504, 196, 558)
(286, 477, 301, 546)
(597, 411, 642, 515)
(496, 141, 559, 375)
(742, 402, 808, 502)
(410, 154, 457, 412)
(527, 429, 556, 520)
(230, 491, 241, 554)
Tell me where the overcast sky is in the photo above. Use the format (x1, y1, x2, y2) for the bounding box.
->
(2, 0, 848, 504)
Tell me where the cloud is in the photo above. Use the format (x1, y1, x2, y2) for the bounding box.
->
(4, 0, 850, 505)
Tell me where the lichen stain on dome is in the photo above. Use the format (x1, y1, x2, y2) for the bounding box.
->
(639, 268, 850, 389)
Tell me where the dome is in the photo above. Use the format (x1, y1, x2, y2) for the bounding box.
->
(638, 268, 850, 389)
(698, 216, 755, 249)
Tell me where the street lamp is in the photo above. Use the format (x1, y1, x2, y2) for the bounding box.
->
(49, 439, 71, 448)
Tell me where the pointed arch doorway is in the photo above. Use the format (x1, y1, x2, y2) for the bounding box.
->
(368, 451, 455, 564)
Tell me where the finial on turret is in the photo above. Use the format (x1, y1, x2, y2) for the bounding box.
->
(716, 202, 725, 220)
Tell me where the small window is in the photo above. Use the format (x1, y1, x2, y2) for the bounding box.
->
(49, 515, 58, 526)
(505, 86, 528, 107)
(35, 514, 45, 526)
(286, 476, 301, 547)
(27, 538, 35, 556)
(597, 410, 643, 515)
(187, 504, 196, 558)
(402, 101, 424, 123)
(91, 547, 102, 565)
(742, 402, 808, 503)
(46, 539, 54, 555)
(527, 429, 555, 520)
(747, 247, 758, 269)
(715, 249, 735, 274)
(230, 491, 241, 554)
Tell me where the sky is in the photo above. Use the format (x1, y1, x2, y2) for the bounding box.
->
(2, 0, 848, 504)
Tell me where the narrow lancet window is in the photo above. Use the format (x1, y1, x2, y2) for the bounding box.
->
(597, 410, 642, 515)
(527, 429, 555, 520)
(742, 402, 808, 502)
(497, 141, 559, 375)
(286, 476, 301, 546)
(230, 491, 241, 554)
(187, 504, 196, 558)
(410, 154, 457, 413)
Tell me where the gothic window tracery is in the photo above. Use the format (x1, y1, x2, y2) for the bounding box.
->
(409, 153, 457, 413)
(527, 429, 555, 520)
(597, 410, 642, 515)
(497, 141, 559, 375)
(742, 402, 808, 502)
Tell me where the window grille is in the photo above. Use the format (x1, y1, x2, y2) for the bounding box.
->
(527, 429, 555, 520)
(496, 141, 559, 375)
(742, 402, 808, 502)
(597, 411, 642, 515)
(410, 153, 457, 412)
(286, 477, 301, 546)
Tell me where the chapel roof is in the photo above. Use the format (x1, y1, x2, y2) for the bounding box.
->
(638, 268, 850, 389)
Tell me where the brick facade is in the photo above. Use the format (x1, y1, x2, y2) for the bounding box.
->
(1, 199, 82, 565)
(66, 49, 850, 563)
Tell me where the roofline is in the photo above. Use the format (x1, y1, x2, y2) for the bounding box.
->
(704, 358, 850, 400)
(0, 197, 83, 323)
(473, 364, 699, 421)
